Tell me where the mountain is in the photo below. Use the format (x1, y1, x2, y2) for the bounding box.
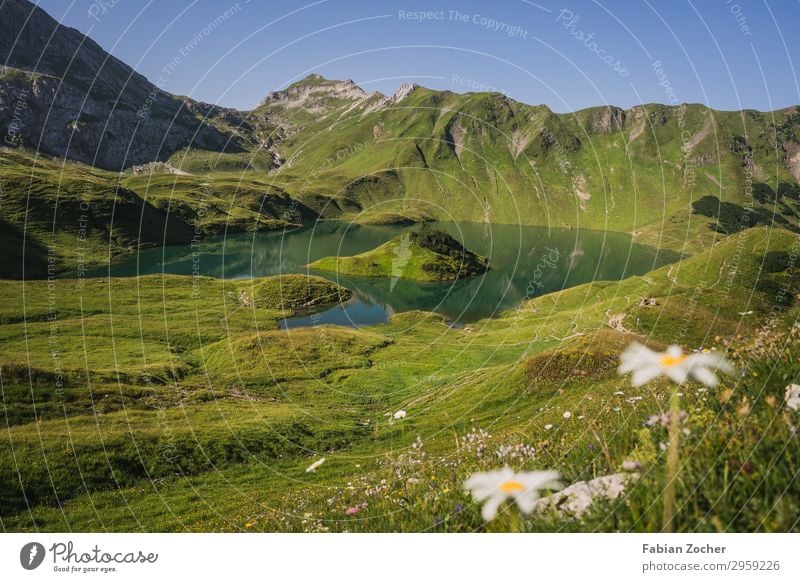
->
(2, 0, 800, 278)
(0, 0, 256, 170)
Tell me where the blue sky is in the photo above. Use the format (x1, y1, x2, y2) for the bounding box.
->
(34, 0, 800, 112)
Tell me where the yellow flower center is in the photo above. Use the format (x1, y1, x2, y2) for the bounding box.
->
(499, 480, 524, 493)
(660, 354, 686, 368)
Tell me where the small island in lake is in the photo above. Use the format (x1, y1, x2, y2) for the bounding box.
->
(309, 229, 490, 282)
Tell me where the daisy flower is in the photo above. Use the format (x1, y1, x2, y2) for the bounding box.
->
(618, 343, 734, 387)
(305, 458, 326, 473)
(393, 409, 407, 420)
(464, 467, 562, 521)
(786, 384, 800, 412)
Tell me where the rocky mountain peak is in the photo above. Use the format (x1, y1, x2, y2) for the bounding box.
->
(260, 74, 372, 109)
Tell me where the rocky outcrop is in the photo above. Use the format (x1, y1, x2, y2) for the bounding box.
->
(0, 0, 247, 170)
(259, 74, 383, 117)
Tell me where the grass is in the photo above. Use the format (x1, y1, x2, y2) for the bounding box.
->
(1, 226, 798, 532)
(238, 274, 351, 312)
(0, 149, 317, 277)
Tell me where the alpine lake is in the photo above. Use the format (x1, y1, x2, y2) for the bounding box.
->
(88, 221, 680, 328)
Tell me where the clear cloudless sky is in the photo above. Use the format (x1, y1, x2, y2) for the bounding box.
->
(32, 0, 800, 113)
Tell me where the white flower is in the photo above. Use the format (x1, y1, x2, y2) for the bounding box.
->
(563, 411, 572, 419)
(544, 424, 553, 430)
(532, 473, 630, 519)
(305, 458, 326, 473)
(464, 467, 561, 521)
(393, 409, 407, 420)
(786, 384, 800, 412)
(618, 342, 734, 387)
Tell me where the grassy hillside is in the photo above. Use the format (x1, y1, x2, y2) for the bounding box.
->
(4, 74, 800, 277)
(255, 86, 800, 254)
(310, 229, 489, 281)
(2, 1, 799, 535)
(0, 149, 317, 277)
(238, 274, 351, 312)
(1, 227, 798, 531)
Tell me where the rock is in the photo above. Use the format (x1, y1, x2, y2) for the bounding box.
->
(533, 473, 632, 519)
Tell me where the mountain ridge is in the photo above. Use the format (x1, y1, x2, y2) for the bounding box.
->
(2, 0, 800, 278)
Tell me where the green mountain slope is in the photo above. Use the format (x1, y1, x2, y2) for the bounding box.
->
(2, 0, 800, 260)
(1, 227, 797, 530)
(0, 149, 317, 277)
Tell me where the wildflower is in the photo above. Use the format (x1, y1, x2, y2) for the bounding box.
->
(305, 458, 326, 473)
(785, 384, 800, 412)
(345, 506, 360, 516)
(563, 411, 572, 419)
(464, 467, 562, 521)
(496, 443, 536, 462)
(393, 409, 407, 420)
(531, 473, 630, 519)
(544, 424, 553, 430)
(645, 411, 687, 429)
(618, 343, 734, 387)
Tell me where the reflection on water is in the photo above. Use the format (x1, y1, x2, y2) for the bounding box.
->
(88, 221, 680, 327)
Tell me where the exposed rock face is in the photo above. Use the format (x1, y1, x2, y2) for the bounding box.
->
(263, 75, 367, 109)
(260, 74, 384, 120)
(130, 161, 193, 176)
(384, 82, 418, 105)
(0, 0, 246, 170)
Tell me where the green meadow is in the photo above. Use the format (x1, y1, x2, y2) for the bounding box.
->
(3, 0, 800, 536)
(1, 225, 798, 532)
